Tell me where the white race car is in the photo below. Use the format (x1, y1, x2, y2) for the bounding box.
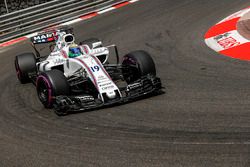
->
(15, 27, 162, 115)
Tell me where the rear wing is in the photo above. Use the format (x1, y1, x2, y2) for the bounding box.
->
(31, 26, 73, 44)
(31, 32, 55, 44)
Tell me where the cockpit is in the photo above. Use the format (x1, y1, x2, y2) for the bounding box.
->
(68, 44, 82, 58)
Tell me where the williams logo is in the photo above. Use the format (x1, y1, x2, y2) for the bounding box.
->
(32, 33, 54, 43)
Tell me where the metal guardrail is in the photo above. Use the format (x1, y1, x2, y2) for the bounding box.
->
(0, 0, 124, 43)
(0, 0, 60, 21)
(0, 0, 88, 31)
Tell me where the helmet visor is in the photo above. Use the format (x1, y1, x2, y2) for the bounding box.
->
(70, 47, 81, 54)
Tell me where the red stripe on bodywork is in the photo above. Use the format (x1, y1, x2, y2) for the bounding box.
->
(83, 45, 89, 54)
(61, 50, 68, 58)
(205, 17, 240, 39)
(219, 42, 250, 61)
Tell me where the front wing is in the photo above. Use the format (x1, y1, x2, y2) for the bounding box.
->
(53, 74, 162, 115)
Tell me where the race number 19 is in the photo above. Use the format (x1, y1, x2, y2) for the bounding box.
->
(91, 65, 100, 72)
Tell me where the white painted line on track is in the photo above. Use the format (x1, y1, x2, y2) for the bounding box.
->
(25, 32, 38, 38)
(60, 18, 82, 26)
(98, 7, 115, 14)
(130, 0, 139, 3)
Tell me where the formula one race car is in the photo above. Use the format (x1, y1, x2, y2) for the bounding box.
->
(15, 27, 162, 115)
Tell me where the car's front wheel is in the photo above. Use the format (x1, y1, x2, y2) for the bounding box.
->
(122, 50, 156, 83)
(36, 70, 70, 115)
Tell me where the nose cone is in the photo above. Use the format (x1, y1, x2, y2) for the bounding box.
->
(106, 91, 116, 99)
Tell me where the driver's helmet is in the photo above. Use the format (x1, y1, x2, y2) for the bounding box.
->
(68, 43, 82, 58)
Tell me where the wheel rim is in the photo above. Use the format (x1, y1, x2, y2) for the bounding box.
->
(38, 81, 49, 102)
(37, 76, 53, 107)
(122, 57, 140, 83)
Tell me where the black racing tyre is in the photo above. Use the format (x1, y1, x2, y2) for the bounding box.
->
(36, 70, 70, 111)
(122, 50, 156, 83)
(15, 53, 37, 84)
(80, 38, 102, 49)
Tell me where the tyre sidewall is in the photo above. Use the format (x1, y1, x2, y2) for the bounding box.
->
(36, 70, 70, 108)
(15, 53, 36, 83)
(122, 50, 156, 83)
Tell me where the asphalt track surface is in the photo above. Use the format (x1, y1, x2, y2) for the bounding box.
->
(1, 0, 250, 166)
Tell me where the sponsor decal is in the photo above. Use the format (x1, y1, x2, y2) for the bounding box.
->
(214, 32, 241, 50)
(217, 37, 241, 49)
(99, 81, 114, 91)
(97, 75, 108, 82)
(213, 32, 231, 40)
(32, 33, 54, 43)
(205, 7, 250, 60)
(92, 48, 105, 54)
(102, 85, 115, 90)
(75, 95, 94, 102)
(53, 58, 65, 65)
(127, 82, 142, 90)
(99, 82, 112, 87)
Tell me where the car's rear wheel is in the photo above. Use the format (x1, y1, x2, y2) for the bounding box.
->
(122, 50, 156, 83)
(15, 53, 37, 84)
(36, 70, 70, 115)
